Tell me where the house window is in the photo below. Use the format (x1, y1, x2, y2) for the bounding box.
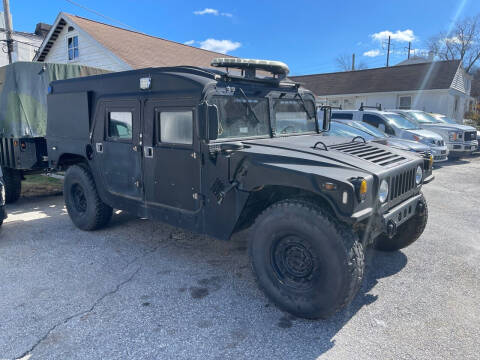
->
(454, 96, 459, 113)
(398, 96, 412, 109)
(67, 35, 79, 61)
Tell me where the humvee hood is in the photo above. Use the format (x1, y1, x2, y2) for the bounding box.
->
(241, 134, 419, 174)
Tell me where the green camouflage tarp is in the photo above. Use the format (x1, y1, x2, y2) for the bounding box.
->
(0, 62, 109, 138)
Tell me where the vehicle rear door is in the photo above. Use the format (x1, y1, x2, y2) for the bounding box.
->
(142, 98, 202, 214)
(94, 98, 143, 205)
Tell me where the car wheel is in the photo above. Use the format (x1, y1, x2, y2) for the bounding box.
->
(374, 194, 428, 252)
(1, 167, 22, 204)
(64, 164, 112, 231)
(249, 199, 365, 319)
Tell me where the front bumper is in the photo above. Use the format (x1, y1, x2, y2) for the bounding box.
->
(430, 146, 448, 162)
(381, 194, 424, 237)
(447, 141, 478, 155)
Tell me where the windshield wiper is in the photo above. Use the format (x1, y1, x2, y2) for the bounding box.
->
(294, 93, 315, 119)
(236, 88, 260, 125)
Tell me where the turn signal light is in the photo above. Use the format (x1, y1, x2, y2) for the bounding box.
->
(359, 179, 367, 196)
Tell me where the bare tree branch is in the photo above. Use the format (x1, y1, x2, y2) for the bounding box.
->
(335, 54, 368, 71)
(427, 14, 480, 72)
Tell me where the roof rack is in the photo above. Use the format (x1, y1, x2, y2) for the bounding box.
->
(359, 102, 382, 111)
(211, 58, 290, 80)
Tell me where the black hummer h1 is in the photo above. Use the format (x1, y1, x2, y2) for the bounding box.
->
(47, 59, 429, 319)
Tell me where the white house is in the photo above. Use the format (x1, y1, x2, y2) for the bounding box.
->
(291, 60, 474, 123)
(34, 12, 233, 71)
(0, 12, 49, 66)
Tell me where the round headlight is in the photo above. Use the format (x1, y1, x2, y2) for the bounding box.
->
(378, 179, 389, 203)
(415, 165, 423, 185)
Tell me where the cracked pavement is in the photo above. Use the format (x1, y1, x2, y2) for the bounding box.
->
(0, 156, 479, 359)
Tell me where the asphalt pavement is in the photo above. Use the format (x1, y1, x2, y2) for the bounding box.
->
(0, 156, 479, 360)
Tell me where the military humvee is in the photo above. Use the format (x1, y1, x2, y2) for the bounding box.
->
(47, 58, 429, 319)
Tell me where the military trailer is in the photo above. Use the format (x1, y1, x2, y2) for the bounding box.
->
(0, 62, 108, 203)
(47, 59, 429, 319)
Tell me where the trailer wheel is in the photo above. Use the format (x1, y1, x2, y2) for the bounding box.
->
(1, 167, 22, 204)
(374, 195, 428, 252)
(249, 199, 365, 319)
(64, 164, 112, 231)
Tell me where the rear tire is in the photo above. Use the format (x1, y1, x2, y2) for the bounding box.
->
(374, 195, 428, 252)
(1, 167, 22, 204)
(249, 199, 364, 319)
(64, 164, 112, 231)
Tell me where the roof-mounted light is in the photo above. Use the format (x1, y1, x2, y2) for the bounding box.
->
(139, 76, 151, 90)
(211, 58, 290, 79)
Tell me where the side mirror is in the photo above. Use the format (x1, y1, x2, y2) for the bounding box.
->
(207, 104, 219, 141)
(319, 106, 331, 131)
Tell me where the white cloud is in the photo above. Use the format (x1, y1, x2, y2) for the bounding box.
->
(184, 40, 195, 45)
(363, 49, 381, 57)
(193, 8, 233, 17)
(194, 8, 219, 15)
(371, 29, 416, 43)
(199, 39, 241, 53)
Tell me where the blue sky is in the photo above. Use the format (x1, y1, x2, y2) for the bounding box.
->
(6, 0, 480, 75)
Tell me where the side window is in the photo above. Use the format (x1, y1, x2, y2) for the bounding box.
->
(158, 111, 193, 145)
(108, 111, 133, 141)
(331, 113, 353, 120)
(362, 113, 381, 127)
(67, 35, 79, 61)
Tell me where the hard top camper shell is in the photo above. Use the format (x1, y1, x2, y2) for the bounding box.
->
(47, 59, 429, 320)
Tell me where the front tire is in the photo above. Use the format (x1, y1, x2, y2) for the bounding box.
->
(249, 199, 365, 319)
(1, 167, 22, 204)
(374, 196, 428, 252)
(64, 164, 112, 231)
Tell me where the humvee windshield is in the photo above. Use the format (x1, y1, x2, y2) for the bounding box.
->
(211, 95, 316, 139)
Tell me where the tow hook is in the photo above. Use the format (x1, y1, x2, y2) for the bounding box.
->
(387, 220, 397, 239)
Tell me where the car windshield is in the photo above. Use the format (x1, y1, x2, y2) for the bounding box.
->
(384, 113, 419, 129)
(272, 99, 316, 135)
(210, 96, 270, 139)
(329, 121, 375, 141)
(435, 115, 456, 124)
(347, 121, 387, 138)
(408, 111, 441, 124)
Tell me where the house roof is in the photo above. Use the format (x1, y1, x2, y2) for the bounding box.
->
(35, 13, 234, 68)
(290, 60, 462, 96)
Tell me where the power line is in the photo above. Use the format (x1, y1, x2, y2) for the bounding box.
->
(64, 0, 139, 32)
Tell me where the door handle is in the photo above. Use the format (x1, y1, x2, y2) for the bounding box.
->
(96, 143, 103, 153)
(144, 146, 153, 158)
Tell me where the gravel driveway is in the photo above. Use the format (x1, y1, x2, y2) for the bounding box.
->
(1, 156, 479, 360)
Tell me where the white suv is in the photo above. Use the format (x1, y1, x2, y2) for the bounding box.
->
(332, 109, 449, 162)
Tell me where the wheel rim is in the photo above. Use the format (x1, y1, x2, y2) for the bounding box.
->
(271, 235, 316, 290)
(71, 183, 87, 214)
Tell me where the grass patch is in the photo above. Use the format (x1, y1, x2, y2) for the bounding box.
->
(21, 174, 63, 198)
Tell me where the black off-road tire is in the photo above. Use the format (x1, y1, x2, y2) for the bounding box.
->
(64, 164, 113, 231)
(1, 167, 22, 204)
(374, 196, 428, 252)
(249, 199, 365, 319)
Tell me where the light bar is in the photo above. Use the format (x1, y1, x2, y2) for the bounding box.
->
(211, 58, 290, 76)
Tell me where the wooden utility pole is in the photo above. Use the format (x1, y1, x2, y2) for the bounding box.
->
(2, 0, 14, 64)
(351, 53, 355, 71)
(386, 35, 391, 67)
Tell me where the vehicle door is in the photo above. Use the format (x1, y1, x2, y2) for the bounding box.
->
(94, 98, 143, 205)
(142, 99, 202, 214)
(362, 113, 395, 136)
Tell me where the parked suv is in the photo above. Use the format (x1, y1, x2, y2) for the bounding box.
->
(332, 109, 449, 162)
(392, 110, 478, 158)
(0, 167, 6, 227)
(47, 59, 430, 319)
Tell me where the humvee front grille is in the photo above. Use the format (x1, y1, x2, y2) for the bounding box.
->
(329, 142, 406, 167)
(389, 168, 417, 201)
